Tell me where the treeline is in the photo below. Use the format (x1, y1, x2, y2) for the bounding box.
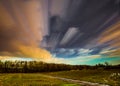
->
(0, 61, 120, 73)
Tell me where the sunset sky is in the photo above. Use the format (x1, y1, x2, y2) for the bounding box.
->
(0, 0, 120, 65)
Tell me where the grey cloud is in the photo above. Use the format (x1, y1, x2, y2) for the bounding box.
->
(41, 0, 120, 51)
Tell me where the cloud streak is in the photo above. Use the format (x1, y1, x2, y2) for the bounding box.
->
(0, 0, 120, 65)
(0, 0, 51, 59)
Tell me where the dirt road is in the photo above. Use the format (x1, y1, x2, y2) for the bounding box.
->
(44, 75, 109, 86)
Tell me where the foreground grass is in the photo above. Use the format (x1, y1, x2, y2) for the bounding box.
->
(0, 69, 119, 86)
(0, 73, 78, 86)
(45, 69, 120, 86)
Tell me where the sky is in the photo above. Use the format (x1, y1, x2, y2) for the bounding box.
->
(0, 0, 120, 65)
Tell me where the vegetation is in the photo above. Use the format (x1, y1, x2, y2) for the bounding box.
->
(0, 61, 120, 86)
(0, 60, 72, 73)
(0, 60, 119, 73)
(0, 73, 77, 86)
(45, 69, 120, 86)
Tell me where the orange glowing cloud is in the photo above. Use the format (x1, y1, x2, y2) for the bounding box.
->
(99, 21, 120, 44)
(0, 1, 51, 59)
(98, 21, 120, 56)
(108, 49, 120, 57)
(0, 41, 52, 59)
(18, 45, 51, 59)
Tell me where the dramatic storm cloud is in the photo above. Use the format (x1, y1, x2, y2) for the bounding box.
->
(0, 0, 51, 59)
(0, 0, 120, 65)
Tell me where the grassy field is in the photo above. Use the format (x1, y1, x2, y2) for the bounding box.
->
(0, 73, 78, 86)
(45, 69, 120, 86)
(0, 69, 119, 86)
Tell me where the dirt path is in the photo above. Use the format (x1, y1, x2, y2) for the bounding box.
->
(44, 75, 109, 86)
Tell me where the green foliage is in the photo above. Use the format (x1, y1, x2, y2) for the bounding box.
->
(0, 61, 72, 73)
(0, 60, 120, 73)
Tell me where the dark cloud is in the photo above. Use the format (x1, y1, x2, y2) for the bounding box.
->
(45, 0, 120, 51)
(0, 25, 21, 52)
(0, 0, 120, 59)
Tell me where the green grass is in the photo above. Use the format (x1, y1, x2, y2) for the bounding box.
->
(0, 73, 78, 86)
(0, 69, 119, 86)
(45, 69, 120, 86)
